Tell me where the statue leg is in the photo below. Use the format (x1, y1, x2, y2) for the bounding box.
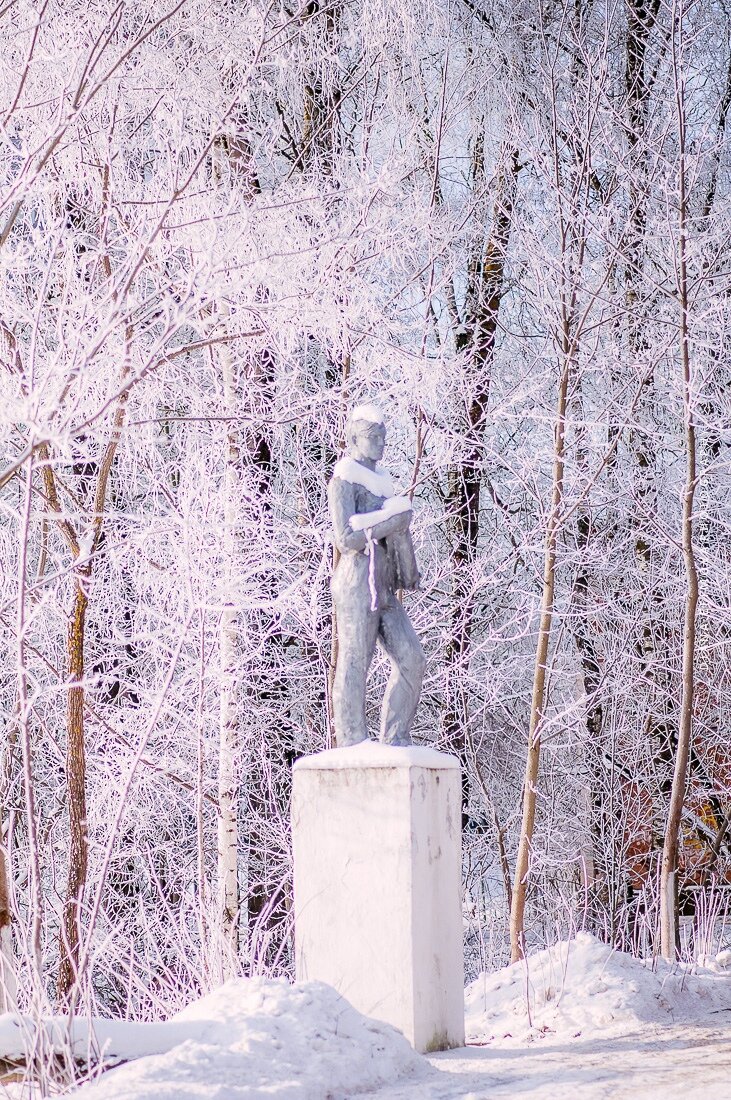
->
(378, 603, 426, 746)
(332, 592, 380, 747)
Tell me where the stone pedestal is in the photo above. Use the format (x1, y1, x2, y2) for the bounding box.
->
(292, 742, 465, 1052)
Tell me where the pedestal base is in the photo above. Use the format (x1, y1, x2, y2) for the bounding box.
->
(292, 742, 465, 1052)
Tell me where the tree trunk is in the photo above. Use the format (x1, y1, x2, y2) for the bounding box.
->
(51, 384, 127, 1003)
(15, 452, 44, 989)
(217, 317, 242, 973)
(218, 616, 240, 967)
(297, 2, 342, 173)
(0, 702, 18, 1011)
(57, 576, 89, 1002)
(0, 844, 15, 1013)
(509, 355, 570, 962)
(444, 140, 519, 816)
(660, 15, 697, 960)
(572, 402, 612, 937)
(621, 0, 670, 946)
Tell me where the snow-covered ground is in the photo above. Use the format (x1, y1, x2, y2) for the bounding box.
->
(464, 930, 731, 1044)
(399, 931, 731, 1100)
(2, 934, 731, 1099)
(370, 1021, 731, 1100)
(1, 980, 426, 1100)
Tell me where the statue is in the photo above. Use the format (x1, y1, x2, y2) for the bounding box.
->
(328, 404, 425, 747)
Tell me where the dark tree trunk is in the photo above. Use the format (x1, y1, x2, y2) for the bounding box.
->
(57, 577, 89, 1003)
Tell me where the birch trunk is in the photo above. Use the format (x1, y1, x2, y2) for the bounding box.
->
(17, 453, 44, 987)
(0, 704, 18, 1011)
(0, 845, 15, 1013)
(209, 120, 263, 971)
(217, 320, 241, 972)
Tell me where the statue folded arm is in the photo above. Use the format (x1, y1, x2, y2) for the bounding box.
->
(328, 477, 412, 554)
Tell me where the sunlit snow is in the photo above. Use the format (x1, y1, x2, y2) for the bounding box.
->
(3, 935, 730, 1099)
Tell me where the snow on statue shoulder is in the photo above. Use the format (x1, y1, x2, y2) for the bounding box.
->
(331, 456, 395, 498)
(328, 407, 425, 748)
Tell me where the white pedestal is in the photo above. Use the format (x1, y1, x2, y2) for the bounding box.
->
(292, 742, 465, 1052)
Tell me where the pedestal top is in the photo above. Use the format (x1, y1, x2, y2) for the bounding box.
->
(294, 741, 460, 772)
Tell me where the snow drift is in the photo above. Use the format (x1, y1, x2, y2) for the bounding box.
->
(68, 977, 426, 1099)
(4, 933, 731, 1098)
(465, 931, 731, 1045)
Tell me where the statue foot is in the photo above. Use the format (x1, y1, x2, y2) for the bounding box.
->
(338, 733, 370, 748)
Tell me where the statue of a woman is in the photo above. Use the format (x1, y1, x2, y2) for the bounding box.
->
(328, 405, 425, 747)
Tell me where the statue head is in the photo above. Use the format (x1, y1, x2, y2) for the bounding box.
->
(345, 404, 386, 465)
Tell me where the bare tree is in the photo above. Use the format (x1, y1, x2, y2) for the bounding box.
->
(659, 2, 698, 961)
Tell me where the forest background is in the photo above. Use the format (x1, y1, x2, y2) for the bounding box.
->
(2, 0, 731, 1026)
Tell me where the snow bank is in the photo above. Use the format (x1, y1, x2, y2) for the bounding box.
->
(466, 931, 731, 1045)
(69, 977, 426, 1099)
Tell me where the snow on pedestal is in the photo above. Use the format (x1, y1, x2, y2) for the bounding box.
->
(292, 741, 465, 1053)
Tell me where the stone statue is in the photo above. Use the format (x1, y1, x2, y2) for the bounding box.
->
(328, 404, 425, 747)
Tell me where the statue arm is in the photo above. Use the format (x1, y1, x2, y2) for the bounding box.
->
(329, 478, 411, 553)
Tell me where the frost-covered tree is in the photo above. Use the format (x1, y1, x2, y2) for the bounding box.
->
(3, 0, 731, 1053)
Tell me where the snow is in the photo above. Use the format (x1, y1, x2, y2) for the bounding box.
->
(294, 740, 460, 770)
(366, 1021, 731, 1100)
(349, 495, 411, 531)
(68, 978, 426, 1099)
(0, 1013, 205, 1064)
(5, 935, 731, 1099)
(366, 933, 731, 1100)
(464, 931, 731, 1045)
(331, 457, 395, 498)
(349, 404, 385, 425)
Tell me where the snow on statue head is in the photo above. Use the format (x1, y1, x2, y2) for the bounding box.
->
(346, 404, 384, 435)
(349, 402, 385, 427)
